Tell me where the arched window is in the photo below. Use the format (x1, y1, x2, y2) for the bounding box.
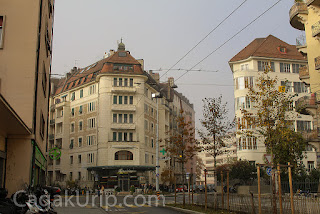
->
(115, 151, 133, 160)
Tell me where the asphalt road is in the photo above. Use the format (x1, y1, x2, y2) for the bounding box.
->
(53, 194, 186, 213)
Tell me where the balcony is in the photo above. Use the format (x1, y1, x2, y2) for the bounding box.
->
(111, 86, 136, 93)
(296, 94, 317, 115)
(301, 130, 319, 141)
(111, 123, 136, 130)
(312, 21, 320, 37)
(306, 0, 320, 6)
(315, 56, 320, 70)
(50, 119, 55, 125)
(289, 2, 308, 30)
(299, 65, 310, 80)
(49, 134, 54, 140)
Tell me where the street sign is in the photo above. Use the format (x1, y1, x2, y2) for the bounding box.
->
(279, 86, 286, 92)
(266, 167, 272, 176)
(264, 154, 272, 164)
(160, 157, 171, 160)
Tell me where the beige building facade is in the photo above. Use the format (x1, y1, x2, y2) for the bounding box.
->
(0, 0, 54, 195)
(48, 42, 195, 190)
(289, 0, 320, 162)
(229, 35, 317, 169)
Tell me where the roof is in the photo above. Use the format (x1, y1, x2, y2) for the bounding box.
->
(54, 48, 144, 95)
(229, 35, 306, 63)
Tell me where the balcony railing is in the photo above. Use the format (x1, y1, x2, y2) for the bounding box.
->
(289, 2, 308, 30)
(301, 130, 319, 141)
(306, 0, 320, 6)
(299, 65, 309, 78)
(315, 56, 320, 70)
(312, 21, 320, 37)
(296, 94, 317, 115)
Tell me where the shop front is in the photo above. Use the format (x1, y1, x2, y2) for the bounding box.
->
(88, 165, 155, 191)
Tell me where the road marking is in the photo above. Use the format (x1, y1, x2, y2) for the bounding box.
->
(115, 205, 124, 209)
(127, 205, 137, 208)
(101, 206, 109, 210)
(142, 204, 151, 207)
(85, 205, 92, 208)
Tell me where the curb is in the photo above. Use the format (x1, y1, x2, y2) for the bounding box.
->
(164, 205, 204, 214)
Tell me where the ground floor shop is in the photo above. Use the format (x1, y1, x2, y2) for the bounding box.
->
(88, 165, 155, 191)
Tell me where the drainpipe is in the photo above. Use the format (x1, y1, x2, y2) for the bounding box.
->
(31, 0, 43, 186)
(3, 137, 7, 188)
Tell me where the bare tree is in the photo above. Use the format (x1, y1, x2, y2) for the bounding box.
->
(198, 96, 234, 187)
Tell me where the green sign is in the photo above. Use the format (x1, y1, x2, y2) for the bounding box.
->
(49, 147, 61, 160)
(160, 148, 166, 155)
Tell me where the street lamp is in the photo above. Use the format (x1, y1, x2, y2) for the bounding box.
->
(152, 92, 162, 192)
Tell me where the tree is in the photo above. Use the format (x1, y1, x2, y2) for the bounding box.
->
(229, 160, 256, 185)
(240, 68, 307, 166)
(195, 156, 205, 180)
(198, 95, 234, 186)
(165, 109, 199, 206)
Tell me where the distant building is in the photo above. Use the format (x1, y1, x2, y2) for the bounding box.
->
(0, 0, 54, 195)
(48, 42, 195, 190)
(289, 0, 320, 165)
(229, 35, 317, 169)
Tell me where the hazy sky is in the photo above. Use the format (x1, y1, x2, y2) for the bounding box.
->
(51, 0, 304, 132)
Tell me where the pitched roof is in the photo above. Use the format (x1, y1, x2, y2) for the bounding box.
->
(229, 35, 306, 62)
(54, 49, 144, 95)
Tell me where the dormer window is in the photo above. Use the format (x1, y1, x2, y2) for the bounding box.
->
(278, 46, 287, 54)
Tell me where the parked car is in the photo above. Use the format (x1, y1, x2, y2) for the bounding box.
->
(176, 185, 187, 192)
(207, 184, 216, 192)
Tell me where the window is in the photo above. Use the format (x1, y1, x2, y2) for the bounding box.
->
(124, 114, 128, 123)
(235, 97, 251, 110)
(113, 96, 117, 104)
(151, 139, 154, 148)
(124, 78, 128, 86)
(71, 123, 75, 133)
(113, 132, 117, 141)
(119, 78, 123, 86)
(79, 105, 83, 114)
(70, 172, 73, 180)
(89, 85, 96, 95)
(130, 78, 133, 87)
(78, 137, 82, 147)
(235, 77, 253, 90)
(281, 81, 293, 92)
(297, 121, 312, 131)
(118, 132, 123, 141)
(70, 156, 73, 164)
(79, 121, 83, 131)
(115, 151, 133, 160)
(87, 135, 96, 145)
(0, 16, 4, 48)
(113, 78, 117, 86)
(129, 96, 133, 104)
(119, 96, 123, 104)
(129, 133, 133, 142)
(71, 92, 75, 101)
(78, 172, 81, 180)
(42, 65, 47, 97)
(118, 114, 123, 123)
(292, 64, 303, 74)
(145, 120, 148, 130)
(293, 82, 309, 93)
(40, 114, 45, 139)
(88, 101, 96, 112)
(241, 64, 249, 71)
(71, 108, 75, 117)
(70, 139, 74, 149)
(124, 96, 128, 104)
(88, 118, 96, 129)
(280, 63, 291, 73)
(78, 155, 81, 163)
(308, 161, 315, 172)
(124, 132, 128, 141)
(113, 114, 117, 123)
(80, 89, 83, 98)
(258, 61, 275, 72)
(145, 154, 149, 163)
(129, 114, 133, 123)
(152, 155, 154, 164)
(87, 153, 94, 163)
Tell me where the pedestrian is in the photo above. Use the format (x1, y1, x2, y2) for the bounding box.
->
(97, 185, 101, 197)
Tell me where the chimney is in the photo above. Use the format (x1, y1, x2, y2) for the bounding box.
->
(137, 59, 144, 70)
(149, 70, 160, 83)
(110, 49, 115, 56)
(168, 77, 175, 87)
(71, 67, 78, 74)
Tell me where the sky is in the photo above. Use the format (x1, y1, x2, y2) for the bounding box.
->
(51, 0, 304, 132)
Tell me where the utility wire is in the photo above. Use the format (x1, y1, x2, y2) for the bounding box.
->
(160, 0, 248, 79)
(153, 68, 218, 73)
(175, 0, 283, 82)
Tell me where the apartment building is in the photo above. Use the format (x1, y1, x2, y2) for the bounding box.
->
(229, 35, 317, 168)
(0, 0, 54, 195)
(289, 0, 320, 158)
(48, 42, 195, 190)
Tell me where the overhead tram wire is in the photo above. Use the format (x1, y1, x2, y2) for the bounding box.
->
(152, 68, 218, 73)
(175, 0, 283, 83)
(160, 0, 248, 79)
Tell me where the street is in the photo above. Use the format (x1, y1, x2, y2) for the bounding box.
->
(53, 194, 186, 213)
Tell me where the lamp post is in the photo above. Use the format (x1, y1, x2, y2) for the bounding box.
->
(152, 92, 162, 192)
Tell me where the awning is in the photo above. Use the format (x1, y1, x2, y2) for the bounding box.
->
(87, 165, 155, 171)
